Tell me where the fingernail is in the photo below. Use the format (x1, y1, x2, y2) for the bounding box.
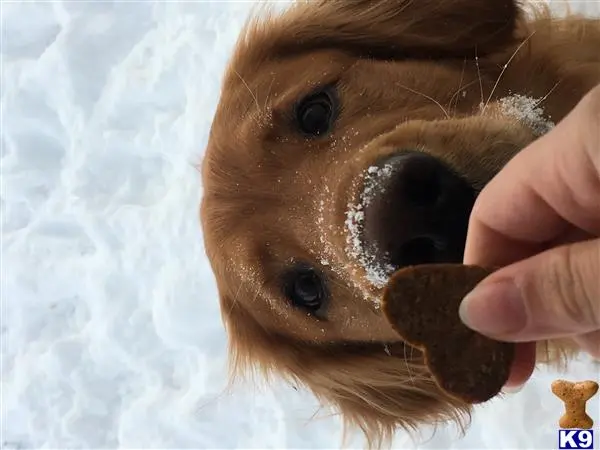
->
(459, 281, 527, 336)
(503, 384, 525, 394)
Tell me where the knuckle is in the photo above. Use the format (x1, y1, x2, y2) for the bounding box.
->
(544, 243, 600, 326)
(585, 83, 600, 111)
(580, 85, 600, 161)
(582, 84, 600, 119)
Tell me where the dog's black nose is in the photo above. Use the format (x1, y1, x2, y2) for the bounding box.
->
(361, 151, 476, 269)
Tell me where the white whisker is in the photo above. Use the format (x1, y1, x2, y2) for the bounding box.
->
(404, 343, 416, 386)
(263, 76, 276, 111)
(533, 80, 562, 109)
(481, 31, 536, 114)
(448, 58, 467, 113)
(396, 83, 450, 119)
(475, 47, 484, 109)
(234, 69, 261, 114)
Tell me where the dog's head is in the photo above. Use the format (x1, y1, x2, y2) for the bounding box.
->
(200, 0, 556, 445)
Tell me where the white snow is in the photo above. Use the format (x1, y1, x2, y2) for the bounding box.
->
(497, 94, 555, 137)
(345, 164, 396, 290)
(2, 1, 599, 449)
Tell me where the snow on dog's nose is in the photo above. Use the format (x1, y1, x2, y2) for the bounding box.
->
(346, 151, 476, 288)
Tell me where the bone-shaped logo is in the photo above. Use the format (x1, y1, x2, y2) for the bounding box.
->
(551, 379, 599, 430)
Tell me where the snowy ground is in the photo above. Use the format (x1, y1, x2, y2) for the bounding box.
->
(2, 1, 599, 449)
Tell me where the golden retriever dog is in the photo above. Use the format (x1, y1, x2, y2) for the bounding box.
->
(200, 0, 600, 446)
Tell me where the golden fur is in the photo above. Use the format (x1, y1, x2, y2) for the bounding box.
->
(200, 0, 600, 446)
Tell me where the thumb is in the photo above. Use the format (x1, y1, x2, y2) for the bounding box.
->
(459, 238, 600, 356)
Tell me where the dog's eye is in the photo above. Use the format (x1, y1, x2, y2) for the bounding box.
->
(295, 88, 337, 137)
(284, 266, 327, 313)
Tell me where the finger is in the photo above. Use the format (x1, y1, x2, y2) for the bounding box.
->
(460, 238, 600, 342)
(464, 84, 600, 267)
(503, 342, 537, 390)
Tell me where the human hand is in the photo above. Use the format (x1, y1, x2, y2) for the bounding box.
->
(459, 84, 600, 388)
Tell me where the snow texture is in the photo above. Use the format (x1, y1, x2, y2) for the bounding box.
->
(2, 1, 599, 449)
(498, 94, 555, 137)
(345, 164, 396, 291)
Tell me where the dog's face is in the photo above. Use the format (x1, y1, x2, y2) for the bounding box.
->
(201, 0, 556, 444)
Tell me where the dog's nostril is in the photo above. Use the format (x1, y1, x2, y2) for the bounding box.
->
(361, 151, 476, 272)
(403, 172, 442, 208)
(391, 236, 443, 267)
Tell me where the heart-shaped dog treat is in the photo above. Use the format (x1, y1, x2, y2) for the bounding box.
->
(382, 264, 515, 404)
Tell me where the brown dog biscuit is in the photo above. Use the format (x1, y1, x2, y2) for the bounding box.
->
(551, 379, 599, 429)
(382, 264, 515, 404)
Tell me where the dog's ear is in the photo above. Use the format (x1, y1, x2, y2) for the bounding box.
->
(264, 0, 523, 60)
